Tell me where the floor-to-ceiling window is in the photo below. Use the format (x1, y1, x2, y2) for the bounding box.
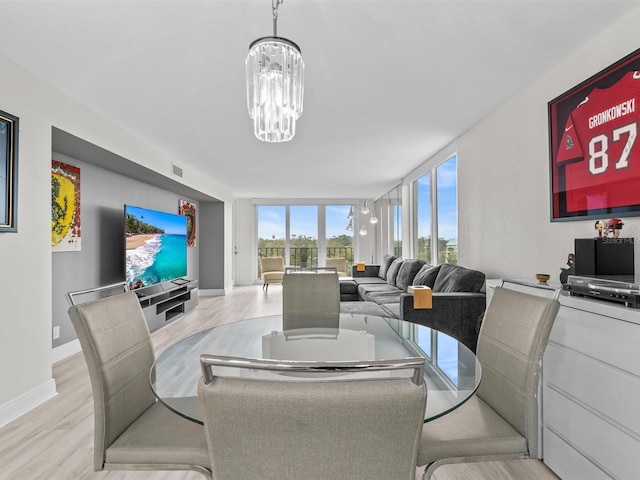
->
(413, 154, 458, 265)
(392, 189, 402, 258)
(257, 206, 286, 275)
(411, 153, 459, 381)
(414, 172, 432, 263)
(290, 205, 318, 267)
(257, 203, 356, 277)
(436, 156, 458, 265)
(326, 205, 354, 266)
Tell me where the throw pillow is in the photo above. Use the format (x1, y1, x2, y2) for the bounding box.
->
(432, 264, 486, 293)
(412, 264, 441, 288)
(386, 259, 404, 286)
(395, 259, 426, 291)
(378, 254, 397, 280)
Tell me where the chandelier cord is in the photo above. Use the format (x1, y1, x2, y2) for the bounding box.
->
(272, 0, 283, 36)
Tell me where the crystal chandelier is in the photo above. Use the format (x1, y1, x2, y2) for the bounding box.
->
(245, 0, 304, 142)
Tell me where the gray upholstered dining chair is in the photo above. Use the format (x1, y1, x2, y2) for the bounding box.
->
(282, 271, 340, 330)
(68, 291, 212, 478)
(198, 355, 428, 480)
(417, 285, 560, 479)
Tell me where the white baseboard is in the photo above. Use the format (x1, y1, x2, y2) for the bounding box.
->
(0, 379, 57, 429)
(52, 339, 82, 364)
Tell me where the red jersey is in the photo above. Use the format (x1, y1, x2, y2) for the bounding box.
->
(556, 71, 640, 213)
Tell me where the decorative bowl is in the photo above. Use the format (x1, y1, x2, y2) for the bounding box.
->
(535, 273, 550, 283)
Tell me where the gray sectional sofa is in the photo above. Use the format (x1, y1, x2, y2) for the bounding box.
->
(340, 255, 486, 352)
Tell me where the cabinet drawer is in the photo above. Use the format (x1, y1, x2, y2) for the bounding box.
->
(544, 386, 640, 479)
(544, 345, 640, 437)
(543, 428, 610, 480)
(549, 306, 640, 376)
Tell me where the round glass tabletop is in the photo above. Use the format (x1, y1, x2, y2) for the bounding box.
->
(151, 313, 481, 424)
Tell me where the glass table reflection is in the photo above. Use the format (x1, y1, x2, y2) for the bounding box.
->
(150, 313, 481, 424)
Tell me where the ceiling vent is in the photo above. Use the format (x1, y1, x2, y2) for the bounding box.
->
(172, 163, 183, 178)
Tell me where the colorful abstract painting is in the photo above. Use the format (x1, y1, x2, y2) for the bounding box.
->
(179, 200, 197, 247)
(51, 160, 81, 251)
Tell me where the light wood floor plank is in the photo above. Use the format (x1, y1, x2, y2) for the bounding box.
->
(0, 285, 559, 480)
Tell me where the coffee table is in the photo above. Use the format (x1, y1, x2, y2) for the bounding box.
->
(151, 313, 481, 424)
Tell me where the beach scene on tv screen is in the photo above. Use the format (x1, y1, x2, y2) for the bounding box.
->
(125, 205, 187, 288)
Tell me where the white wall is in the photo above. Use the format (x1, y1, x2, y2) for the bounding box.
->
(0, 56, 56, 426)
(451, 8, 640, 280)
(0, 54, 233, 427)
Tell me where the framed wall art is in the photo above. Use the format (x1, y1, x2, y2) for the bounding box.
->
(549, 48, 640, 221)
(179, 200, 197, 247)
(51, 160, 81, 251)
(0, 109, 18, 233)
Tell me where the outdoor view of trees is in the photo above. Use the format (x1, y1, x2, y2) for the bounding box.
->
(257, 205, 355, 271)
(258, 233, 354, 267)
(414, 155, 458, 265)
(415, 237, 458, 265)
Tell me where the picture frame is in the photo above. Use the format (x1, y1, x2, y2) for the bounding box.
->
(0, 109, 19, 233)
(179, 200, 197, 247)
(549, 48, 640, 221)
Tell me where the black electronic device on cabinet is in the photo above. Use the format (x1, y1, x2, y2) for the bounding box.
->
(574, 238, 634, 277)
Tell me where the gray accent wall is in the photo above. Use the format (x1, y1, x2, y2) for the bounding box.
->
(199, 201, 225, 291)
(51, 152, 200, 348)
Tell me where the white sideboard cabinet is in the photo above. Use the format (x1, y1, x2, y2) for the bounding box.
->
(487, 279, 640, 479)
(543, 294, 640, 479)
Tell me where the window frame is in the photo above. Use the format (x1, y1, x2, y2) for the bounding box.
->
(411, 152, 458, 264)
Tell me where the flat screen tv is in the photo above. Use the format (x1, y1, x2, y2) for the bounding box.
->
(125, 204, 187, 289)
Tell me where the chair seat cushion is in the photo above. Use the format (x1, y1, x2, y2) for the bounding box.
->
(262, 272, 284, 283)
(418, 395, 527, 466)
(106, 401, 210, 468)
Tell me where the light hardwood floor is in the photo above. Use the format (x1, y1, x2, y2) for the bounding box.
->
(0, 285, 559, 480)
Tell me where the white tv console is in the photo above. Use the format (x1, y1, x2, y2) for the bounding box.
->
(67, 279, 198, 333)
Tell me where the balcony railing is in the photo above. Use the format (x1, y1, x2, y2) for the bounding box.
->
(258, 246, 354, 274)
(326, 247, 354, 263)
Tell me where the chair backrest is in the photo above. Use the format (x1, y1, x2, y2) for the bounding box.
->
(68, 291, 156, 470)
(198, 356, 427, 480)
(475, 286, 560, 458)
(282, 271, 340, 330)
(260, 256, 285, 274)
(325, 258, 348, 276)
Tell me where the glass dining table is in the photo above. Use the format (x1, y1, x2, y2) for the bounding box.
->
(150, 313, 482, 424)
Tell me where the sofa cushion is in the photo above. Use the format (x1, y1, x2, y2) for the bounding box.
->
(365, 291, 403, 304)
(386, 259, 403, 286)
(413, 264, 441, 288)
(353, 276, 387, 285)
(381, 302, 400, 318)
(378, 254, 397, 280)
(432, 264, 485, 293)
(395, 259, 426, 292)
(358, 283, 399, 299)
(339, 301, 394, 317)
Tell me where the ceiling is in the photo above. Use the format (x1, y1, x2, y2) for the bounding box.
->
(0, 1, 637, 200)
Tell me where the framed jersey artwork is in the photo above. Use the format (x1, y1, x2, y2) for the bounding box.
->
(549, 48, 640, 221)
